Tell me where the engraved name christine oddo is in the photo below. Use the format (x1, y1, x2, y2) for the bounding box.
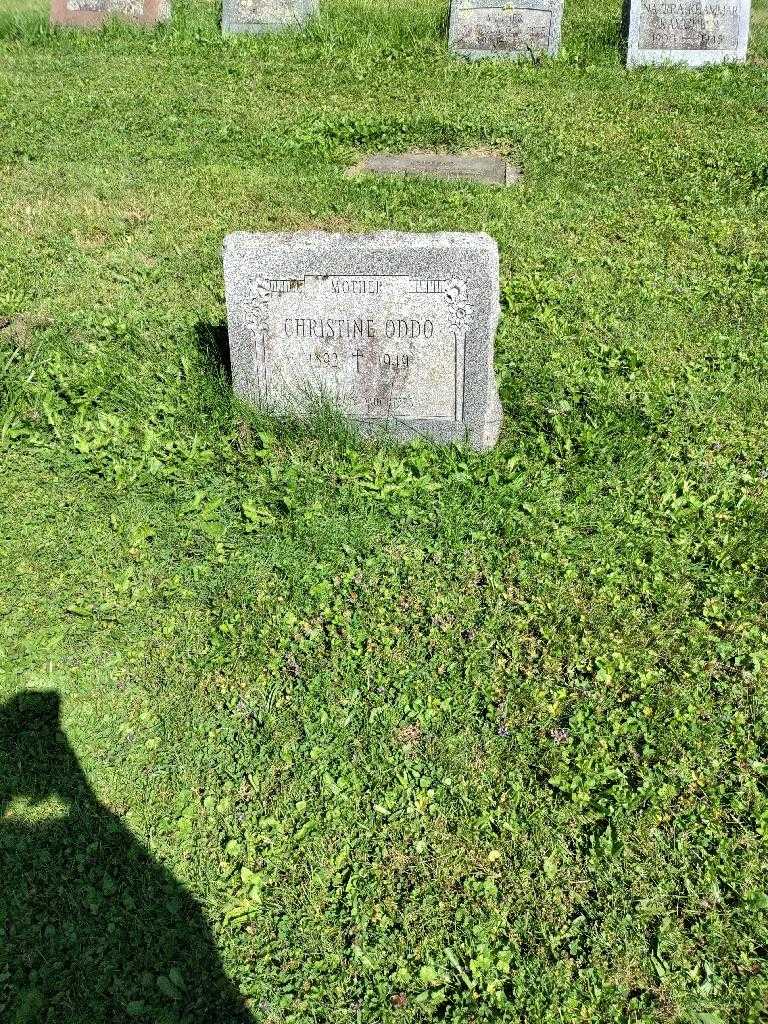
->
(246, 275, 468, 373)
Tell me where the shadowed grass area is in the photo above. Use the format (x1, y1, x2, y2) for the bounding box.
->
(1, 0, 768, 1021)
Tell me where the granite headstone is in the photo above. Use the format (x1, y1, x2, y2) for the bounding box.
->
(221, 0, 316, 34)
(223, 231, 502, 450)
(449, 0, 563, 59)
(50, 0, 170, 27)
(625, 0, 750, 65)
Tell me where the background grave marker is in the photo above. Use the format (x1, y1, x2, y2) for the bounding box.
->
(347, 151, 522, 187)
(625, 0, 751, 65)
(221, 0, 316, 34)
(449, 0, 563, 59)
(50, 0, 170, 27)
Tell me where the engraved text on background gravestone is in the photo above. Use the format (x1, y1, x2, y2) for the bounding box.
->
(638, 0, 740, 49)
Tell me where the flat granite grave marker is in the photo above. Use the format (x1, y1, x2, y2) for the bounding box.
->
(449, 0, 563, 59)
(348, 151, 522, 187)
(221, 0, 316, 34)
(625, 0, 750, 65)
(223, 231, 502, 450)
(50, 0, 170, 27)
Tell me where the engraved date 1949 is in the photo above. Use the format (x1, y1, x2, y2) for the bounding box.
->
(308, 350, 411, 372)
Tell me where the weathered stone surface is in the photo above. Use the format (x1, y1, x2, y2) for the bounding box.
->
(625, 0, 750, 65)
(50, 0, 169, 27)
(348, 152, 522, 187)
(221, 0, 316, 34)
(223, 231, 503, 450)
(449, 0, 563, 59)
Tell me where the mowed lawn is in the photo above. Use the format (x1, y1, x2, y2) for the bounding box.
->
(1, 0, 768, 1020)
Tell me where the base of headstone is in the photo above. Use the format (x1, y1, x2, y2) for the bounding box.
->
(625, 0, 750, 66)
(50, 0, 170, 27)
(223, 231, 503, 451)
(221, 0, 317, 34)
(449, 0, 563, 59)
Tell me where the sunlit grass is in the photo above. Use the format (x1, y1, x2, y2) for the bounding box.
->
(1, 0, 768, 1020)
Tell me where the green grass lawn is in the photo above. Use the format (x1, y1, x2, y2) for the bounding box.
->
(1, 0, 768, 1020)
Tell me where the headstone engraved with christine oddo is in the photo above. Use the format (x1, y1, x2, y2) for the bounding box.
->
(50, 0, 169, 26)
(449, 0, 563, 59)
(222, 0, 317, 34)
(223, 232, 503, 451)
(626, 0, 750, 65)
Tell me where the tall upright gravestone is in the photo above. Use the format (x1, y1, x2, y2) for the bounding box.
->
(625, 0, 750, 65)
(223, 232, 503, 451)
(222, 0, 317, 34)
(449, 0, 563, 59)
(50, 0, 169, 26)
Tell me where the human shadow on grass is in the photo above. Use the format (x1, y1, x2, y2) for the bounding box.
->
(0, 691, 252, 1024)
